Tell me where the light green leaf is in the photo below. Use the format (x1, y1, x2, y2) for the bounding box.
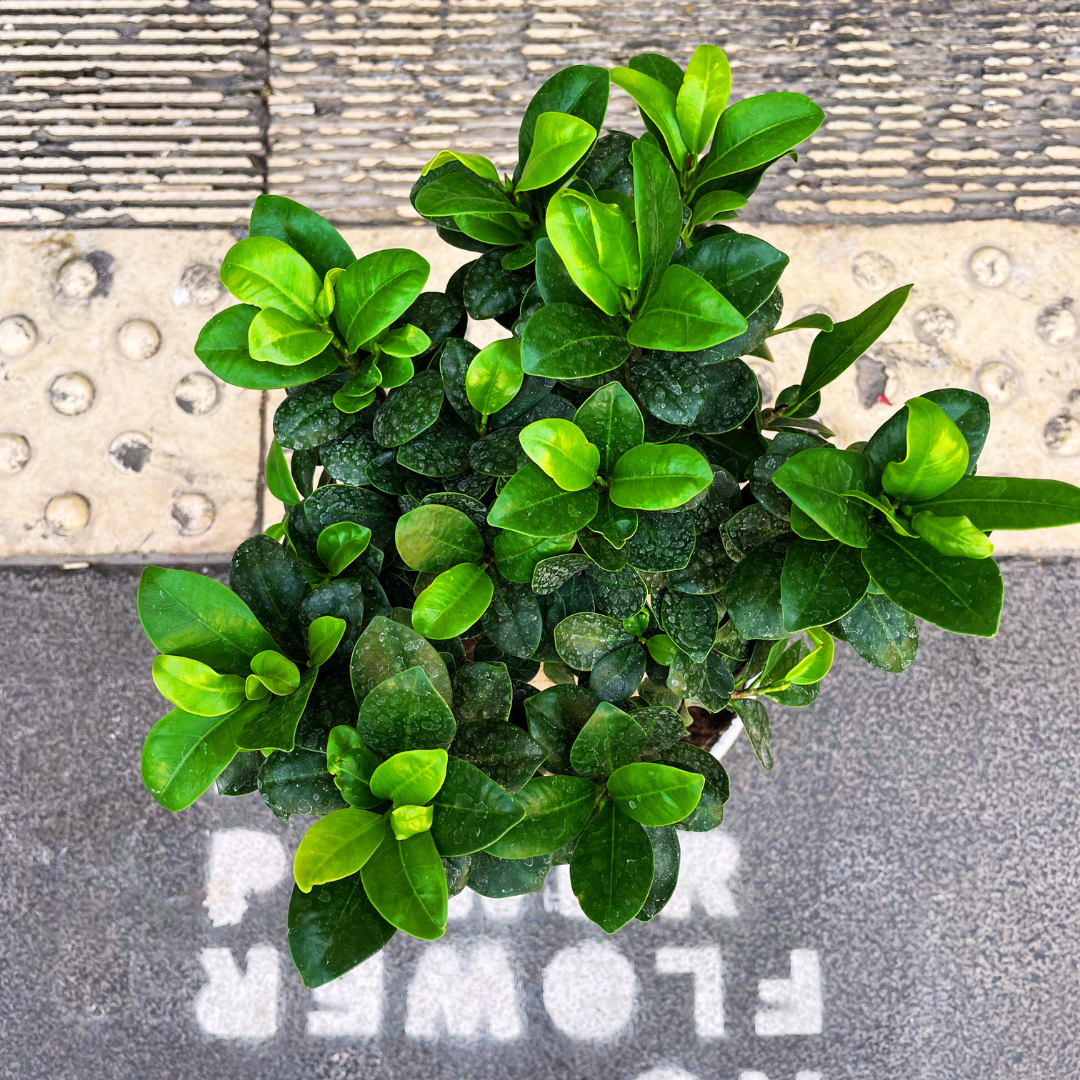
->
(293, 808, 385, 893)
(519, 418, 600, 492)
(609, 442, 713, 510)
(391, 804, 434, 839)
(676, 44, 731, 154)
(422, 150, 501, 183)
(781, 539, 869, 632)
(609, 67, 688, 163)
(396, 503, 484, 573)
(317, 521, 372, 576)
(315, 266, 344, 318)
(772, 447, 871, 548)
(379, 323, 431, 358)
(574, 382, 645, 476)
(152, 654, 245, 717)
(370, 749, 449, 806)
(545, 189, 623, 315)
(307, 615, 347, 667)
(485, 775, 597, 858)
(250, 649, 301, 696)
(516, 111, 597, 191)
(911, 511, 994, 559)
(412, 563, 494, 639)
(327, 725, 382, 808)
(882, 397, 969, 502)
(627, 264, 746, 351)
(334, 248, 430, 355)
(220, 235, 322, 323)
(690, 189, 747, 228)
(360, 819, 447, 939)
(783, 626, 834, 684)
(266, 440, 301, 506)
(607, 762, 705, 827)
(466, 337, 524, 418)
(248, 307, 332, 366)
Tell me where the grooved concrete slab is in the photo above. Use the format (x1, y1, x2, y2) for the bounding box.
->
(1, 559, 1077, 1079)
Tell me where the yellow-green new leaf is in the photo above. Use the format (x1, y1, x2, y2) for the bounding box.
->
(465, 338, 524, 418)
(911, 511, 994, 559)
(413, 563, 494, 639)
(370, 748, 448, 806)
(676, 44, 732, 155)
(293, 808, 386, 893)
(784, 627, 834, 685)
(609, 67, 688, 164)
(421, 150, 501, 184)
(250, 649, 301, 696)
(308, 615, 348, 667)
(248, 307, 332, 366)
(317, 521, 371, 576)
(516, 111, 597, 192)
(545, 190, 623, 316)
(391, 804, 434, 839)
(519, 419, 600, 492)
(152, 654, 246, 717)
(220, 235, 321, 323)
(882, 397, 969, 502)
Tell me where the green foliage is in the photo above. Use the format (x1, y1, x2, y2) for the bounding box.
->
(136, 47, 1080, 985)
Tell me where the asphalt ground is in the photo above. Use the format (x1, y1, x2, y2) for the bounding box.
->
(1, 558, 1077, 1080)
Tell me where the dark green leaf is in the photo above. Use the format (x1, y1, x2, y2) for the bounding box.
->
(482, 569, 542, 658)
(350, 614, 451, 703)
(781, 539, 869, 632)
(468, 851, 551, 897)
(236, 665, 318, 752)
(862, 532, 1003, 637)
(724, 547, 786, 640)
(520, 303, 630, 380)
(836, 592, 918, 673)
(633, 706, 686, 754)
(535, 236, 591, 307)
(525, 683, 598, 774)
(586, 563, 647, 619)
(574, 382, 644, 475)
(660, 590, 718, 661)
(625, 511, 696, 573)
(356, 665, 456, 756)
(636, 825, 680, 921)
(569, 701, 647, 775)
(772, 447, 871, 548)
(909, 475, 1080, 531)
(274, 379, 355, 450)
(493, 531, 577, 584)
(229, 535, 308, 658)
(486, 775, 597, 858)
(396, 421, 473, 478)
(249, 193, 355, 279)
(632, 134, 682, 310)
(450, 720, 547, 792)
(372, 369, 443, 448)
(259, 746, 348, 821)
(570, 801, 653, 932)
(731, 698, 773, 770)
(488, 461, 599, 536)
(553, 611, 633, 669)
(430, 756, 525, 857)
(677, 233, 788, 317)
(451, 662, 513, 724)
(463, 249, 533, 320)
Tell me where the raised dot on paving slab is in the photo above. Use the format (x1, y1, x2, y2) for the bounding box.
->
(851, 251, 895, 291)
(174, 372, 219, 415)
(49, 372, 95, 416)
(172, 491, 215, 536)
(976, 360, 1020, 405)
(1036, 301, 1077, 346)
(0, 433, 30, 473)
(45, 492, 90, 534)
(0, 314, 37, 357)
(57, 257, 98, 298)
(176, 263, 224, 307)
(109, 431, 152, 474)
(912, 304, 957, 344)
(1044, 414, 1080, 457)
(969, 245, 1011, 288)
(117, 318, 161, 360)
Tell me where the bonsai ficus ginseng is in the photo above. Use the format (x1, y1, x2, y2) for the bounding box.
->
(135, 47, 1080, 987)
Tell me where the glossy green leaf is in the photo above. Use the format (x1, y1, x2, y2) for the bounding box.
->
(274, 379, 355, 450)
(316, 521, 371, 577)
(730, 698, 773, 770)
(659, 741, 728, 831)
(395, 504, 483, 574)
(609, 442, 713, 510)
(633, 134, 682, 311)
(356, 665, 456, 756)
(862, 531, 1003, 637)
(659, 589, 718, 660)
(544, 190, 622, 315)
(195, 304, 340, 390)
(137, 566, 276, 676)
(350, 614, 452, 705)
(414, 169, 526, 220)
(796, 285, 912, 405)
(911, 511, 994, 559)
(625, 510, 695, 573)
(293, 808, 385, 893)
(588, 196, 640, 290)
(370, 748, 448, 806)
(521, 303, 630, 380)
(287, 873, 395, 990)
(413, 563, 494, 639)
(236, 664, 319, 752)
(250, 649, 301, 696)
(690, 189, 747, 228)
(489, 461, 599, 536)
(249, 193, 355, 279)
(372, 369, 443, 448)
(837, 593, 918, 673)
(380, 323, 431, 358)
(570, 800, 653, 933)
(429, 756, 524, 856)
(334, 248, 430, 354)
(772, 447, 871, 548)
(770, 312, 834, 337)
(636, 825, 681, 921)
(422, 149, 501, 183)
(450, 663, 512, 725)
(783, 626, 834, 685)
(569, 702, 647, 776)
(574, 382, 645, 475)
(390, 804, 434, 839)
(152, 655, 245, 717)
(486, 775, 596, 858)
(628, 265, 747, 352)
(517, 111, 597, 191)
(590, 640, 646, 703)
(469, 851, 552, 897)
(588, 495, 638, 548)
(315, 266, 344, 318)
(781, 539, 869, 632)
(554, 611, 634, 670)
(466, 338, 524, 417)
(695, 92, 824, 184)
(248, 307, 331, 366)
(266, 440, 301, 506)
(245, 674, 269, 700)
(518, 418, 600, 491)
(141, 699, 262, 811)
(882, 397, 969, 502)
(676, 44, 731, 154)
(724, 547, 786, 640)
(482, 568, 542, 658)
(677, 233, 788, 317)
(450, 720, 547, 792)
(259, 745, 347, 820)
(646, 633, 677, 666)
(607, 762, 704, 827)
(230, 535, 310, 659)
(524, 683, 598, 775)
(220, 235, 322, 322)
(908, 475, 1080, 531)
(493, 531, 577, 584)
(333, 376, 378, 416)
(327, 725, 382, 809)
(610, 67, 687, 163)
(361, 819, 447, 940)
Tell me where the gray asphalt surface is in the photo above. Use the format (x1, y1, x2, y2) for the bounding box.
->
(1, 559, 1077, 1080)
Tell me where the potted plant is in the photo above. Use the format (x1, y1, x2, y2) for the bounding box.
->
(136, 47, 1080, 989)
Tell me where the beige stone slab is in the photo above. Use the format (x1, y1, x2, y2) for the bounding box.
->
(0, 229, 263, 559)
